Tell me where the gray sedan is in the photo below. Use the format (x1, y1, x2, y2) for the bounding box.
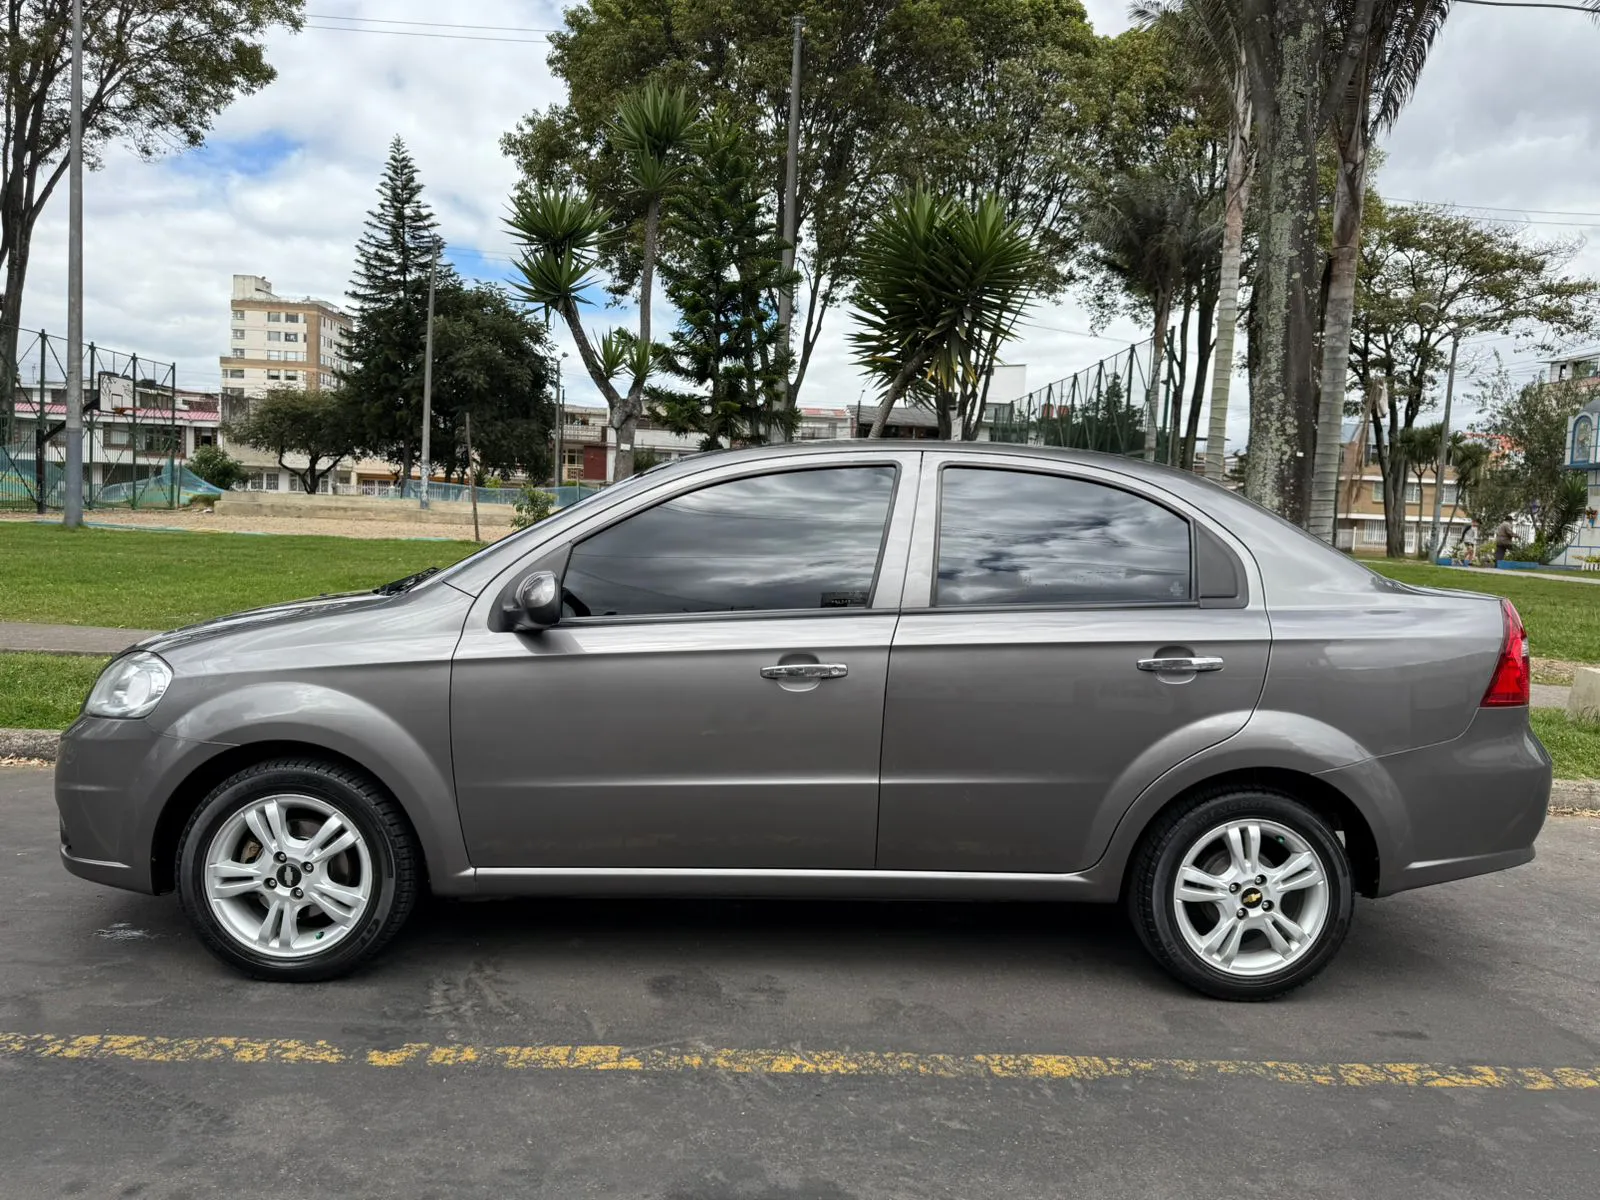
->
(54, 442, 1550, 999)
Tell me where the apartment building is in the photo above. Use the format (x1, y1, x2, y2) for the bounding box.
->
(1334, 423, 1469, 555)
(219, 274, 350, 398)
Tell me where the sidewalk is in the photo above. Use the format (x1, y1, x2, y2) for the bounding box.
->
(0, 623, 155, 656)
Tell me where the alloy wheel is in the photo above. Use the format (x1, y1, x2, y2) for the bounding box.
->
(202, 794, 374, 959)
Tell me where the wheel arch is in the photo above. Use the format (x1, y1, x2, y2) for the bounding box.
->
(1118, 767, 1381, 900)
(150, 741, 428, 894)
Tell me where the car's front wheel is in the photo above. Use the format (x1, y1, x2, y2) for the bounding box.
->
(1129, 789, 1354, 1000)
(176, 758, 419, 981)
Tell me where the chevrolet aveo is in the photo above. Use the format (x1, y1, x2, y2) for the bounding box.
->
(55, 442, 1550, 1000)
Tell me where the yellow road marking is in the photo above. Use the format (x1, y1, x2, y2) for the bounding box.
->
(2, 1030, 1599, 1090)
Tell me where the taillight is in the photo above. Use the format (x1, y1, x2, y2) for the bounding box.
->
(1481, 598, 1530, 707)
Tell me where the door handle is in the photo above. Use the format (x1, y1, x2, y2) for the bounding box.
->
(760, 663, 848, 681)
(1137, 656, 1224, 673)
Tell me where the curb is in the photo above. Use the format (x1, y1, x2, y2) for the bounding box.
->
(2, 729, 1599, 816)
(0, 729, 62, 762)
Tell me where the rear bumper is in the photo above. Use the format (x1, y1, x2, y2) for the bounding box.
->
(55, 716, 226, 895)
(1321, 706, 1551, 897)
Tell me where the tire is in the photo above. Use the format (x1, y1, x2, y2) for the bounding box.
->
(176, 758, 420, 982)
(1128, 789, 1354, 1001)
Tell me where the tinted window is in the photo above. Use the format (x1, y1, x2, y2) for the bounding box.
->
(936, 468, 1191, 606)
(563, 466, 896, 616)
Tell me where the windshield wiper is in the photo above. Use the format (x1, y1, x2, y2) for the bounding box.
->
(373, 566, 440, 596)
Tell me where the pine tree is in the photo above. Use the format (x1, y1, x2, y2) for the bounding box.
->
(648, 112, 792, 450)
(343, 137, 457, 478)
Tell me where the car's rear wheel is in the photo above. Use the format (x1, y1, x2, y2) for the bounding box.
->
(176, 759, 419, 981)
(1129, 789, 1354, 1000)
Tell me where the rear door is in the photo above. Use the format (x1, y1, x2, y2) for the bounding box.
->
(876, 453, 1269, 874)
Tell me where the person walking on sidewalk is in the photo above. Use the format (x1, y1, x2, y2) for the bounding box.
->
(1460, 520, 1480, 565)
(1494, 517, 1516, 565)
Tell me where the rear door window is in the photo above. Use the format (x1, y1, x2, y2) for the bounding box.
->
(935, 467, 1192, 607)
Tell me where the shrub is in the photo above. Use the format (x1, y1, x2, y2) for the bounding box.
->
(510, 485, 557, 530)
(188, 445, 245, 490)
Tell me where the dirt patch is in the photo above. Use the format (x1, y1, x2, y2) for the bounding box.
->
(1533, 657, 1587, 686)
(1, 507, 516, 543)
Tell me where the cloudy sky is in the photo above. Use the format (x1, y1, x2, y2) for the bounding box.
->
(18, 0, 1600, 449)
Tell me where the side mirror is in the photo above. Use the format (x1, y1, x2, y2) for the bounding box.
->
(502, 570, 563, 633)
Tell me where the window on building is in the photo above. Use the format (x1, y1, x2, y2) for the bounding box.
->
(1575, 415, 1594, 464)
(232, 328, 245, 340)
(1404, 526, 1419, 554)
(226, 369, 245, 379)
(319, 374, 332, 388)
(935, 468, 1192, 607)
(284, 372, 299, 382)
(1442, 482, 1458, 505)
(284, 332, 299, 343)
(562, 466, 897, 617)
(232, 310, 244, 321)
(1404, 482, 1421, 503)
(266, 350, 282, 361)
(266, 370, 281, 380)
(223, 387, 245, 398)
(196, 430, 217, 447)
(267, 312, 282, 323)
(1361, 522, 1386, 545)
(231, 349, 245, 358)
(1372, 484, 1384, 503)
(104, 426, 131, 448)
(284, 313, 300, 323)
(267, 330, 282, 342)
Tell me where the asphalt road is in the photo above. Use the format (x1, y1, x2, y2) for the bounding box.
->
(3, 765, 1599, 1200)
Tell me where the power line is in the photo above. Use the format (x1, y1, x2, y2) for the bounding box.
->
(302, 22, 549, 45)
(305, 13, 562, 34)
(1454, 0, 1599, 12)
(1384, 197, 1600, 219)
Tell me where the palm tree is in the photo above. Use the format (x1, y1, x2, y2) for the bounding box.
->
(505, 84, 695, 480)
(1133, 1, 1250, 481)
(853, 191, 1046, 440)
(1308, 2, 1454, 544)
(1086, 169, 1218, 461)
(1396, 421, 1444, 559)
(1443, 434, 1490, 550)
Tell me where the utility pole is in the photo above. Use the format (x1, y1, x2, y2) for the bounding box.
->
(419, 238, 440, 510)
(1428, 332, 1461, 560)
(62, 0, 84, 528)
(774, 14, 804, 439)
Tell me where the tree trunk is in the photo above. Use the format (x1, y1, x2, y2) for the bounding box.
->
(868, 349, 934, 438)
(1308, 92, 1369, 544)
(0, 247, 29, 445)
(1242, 0, 1323, 524)
(613, 199, 663, 483)
(1144, 293, 1171, 462)
(1205, 64, 1253, 483)
(1169, 299, 1191, 467)
(1184, 285, 1216, 472)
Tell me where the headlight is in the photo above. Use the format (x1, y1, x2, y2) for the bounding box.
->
(84, 652, 173, 719)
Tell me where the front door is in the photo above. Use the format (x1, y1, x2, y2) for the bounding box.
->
(876, 459, 1269, 874)
(451, 459, 912, 870)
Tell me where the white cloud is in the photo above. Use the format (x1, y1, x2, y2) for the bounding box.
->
(18, 0, 1598, 457)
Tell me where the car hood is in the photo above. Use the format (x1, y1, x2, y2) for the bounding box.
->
(131, 590, 396, 657)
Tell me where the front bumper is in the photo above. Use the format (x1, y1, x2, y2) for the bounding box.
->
(55, 716, 226, 894)
(1321, 706, 1551, 897)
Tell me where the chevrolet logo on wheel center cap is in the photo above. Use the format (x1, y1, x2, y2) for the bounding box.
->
(1241, 888, 1263, 908)
(276, 863, 303, 889)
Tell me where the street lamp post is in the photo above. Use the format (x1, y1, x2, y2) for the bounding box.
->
(418, 239, 441, 510)
(1428, 332, 1462, 559)
(62, 0, 84, 528)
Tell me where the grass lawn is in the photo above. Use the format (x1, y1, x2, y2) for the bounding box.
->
(0, 523, 478, 629)
(1530, 710, 1600, 781)
(0, 653, 109, 730)
(1365, 562, 1600, 667)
